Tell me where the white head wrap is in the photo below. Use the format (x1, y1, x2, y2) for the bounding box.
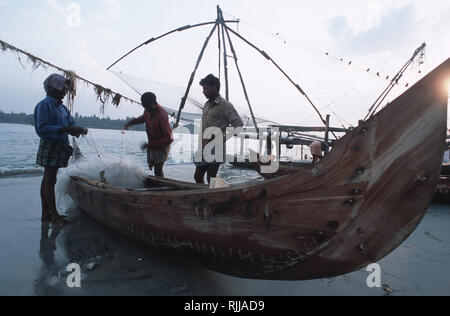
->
(43, 73, 68, 93)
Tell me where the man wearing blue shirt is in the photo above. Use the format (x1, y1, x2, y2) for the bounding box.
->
(34, 73, 88, 225)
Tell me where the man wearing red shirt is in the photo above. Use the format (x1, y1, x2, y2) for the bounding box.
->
(124, 92, 173, 178)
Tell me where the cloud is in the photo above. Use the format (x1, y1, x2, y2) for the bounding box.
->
(329, 3, 416, 55)
(45, 0, 65, 17)
(328, 16, 349, 38)
(100, 0, 124, 21)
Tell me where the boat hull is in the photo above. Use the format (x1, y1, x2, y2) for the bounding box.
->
(69, 59, 449, 280)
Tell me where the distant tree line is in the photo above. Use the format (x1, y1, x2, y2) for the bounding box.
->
(0, 110, 193, 133)
(0, 110, 34, 125)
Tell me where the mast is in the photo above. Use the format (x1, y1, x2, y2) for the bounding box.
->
(218, 6, 230, 101)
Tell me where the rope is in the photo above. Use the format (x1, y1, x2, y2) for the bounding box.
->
(87, 132, 107, 168)
(332, 112, 353, 129)
(364, 43, 426, 120)
(222, 11, 395, 83)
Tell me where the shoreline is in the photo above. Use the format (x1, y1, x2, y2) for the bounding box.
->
(0, 121, 193, 134)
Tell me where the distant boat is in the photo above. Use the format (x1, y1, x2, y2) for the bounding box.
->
(69, 59, 449, 280)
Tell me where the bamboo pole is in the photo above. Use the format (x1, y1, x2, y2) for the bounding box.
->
(220, 25, 230, 100)
(325, 115, 330, 154)
(174, 23, 218, 128)
(267, 129, 273, 156)
(218, 8, 258, 129)
(217, 6, 230, 101)
(218, 20, 222, 79)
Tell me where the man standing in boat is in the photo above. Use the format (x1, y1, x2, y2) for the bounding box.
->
(195, 74, 243, 184)
(124, 92, 173, 178)
(34, 73, 88, 225)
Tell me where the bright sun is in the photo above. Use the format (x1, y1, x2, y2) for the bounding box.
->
(446, 77, 450, 91)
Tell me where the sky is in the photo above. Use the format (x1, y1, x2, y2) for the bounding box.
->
(0, 0, 449, 127)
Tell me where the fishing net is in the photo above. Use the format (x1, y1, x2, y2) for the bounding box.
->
(111, 70, 276, 126)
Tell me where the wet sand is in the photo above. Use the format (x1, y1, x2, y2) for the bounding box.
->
(0, 175, 449, 296)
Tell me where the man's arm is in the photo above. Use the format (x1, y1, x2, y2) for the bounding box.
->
(59, 126, 88, 137)
(227, 104, 244, 128)
(225, 103, 244, 142)
(34, 102, 63, 141)
(35, 103, 87, 139)
(124, 115, 145, 130)
(64, 108, 88, 137)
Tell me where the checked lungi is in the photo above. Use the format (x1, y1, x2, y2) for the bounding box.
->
(36, 139, 73, 168)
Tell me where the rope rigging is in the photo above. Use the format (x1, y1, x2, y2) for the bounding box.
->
(105, 6, 330, 131)
(364, 42, 426, 120)
(1, 7, 430, 142)
(221, 10, 403, 84)
(106, 20, 239, 71)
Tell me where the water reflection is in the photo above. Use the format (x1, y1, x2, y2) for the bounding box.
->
(32, 207, 215, 296)
(39, 223, 61, 266)
(34, 223, 62, 296)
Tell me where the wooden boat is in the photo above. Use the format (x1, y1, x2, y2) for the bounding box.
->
(69, 59, 449, 280)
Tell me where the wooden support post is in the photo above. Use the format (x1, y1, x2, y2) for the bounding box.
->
(221, 24, 230, 101)
(278, 138, 282, 160)
(240, 134, 248, 156)
(267, 129, 272, 156)
(325, 114, 330, 154)
(218, 7, 230, 101)
(259, 133, 264, 157)
(218, 22, 221, 79)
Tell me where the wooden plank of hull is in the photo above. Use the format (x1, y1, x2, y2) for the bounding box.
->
(69, 58, 450, 280)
